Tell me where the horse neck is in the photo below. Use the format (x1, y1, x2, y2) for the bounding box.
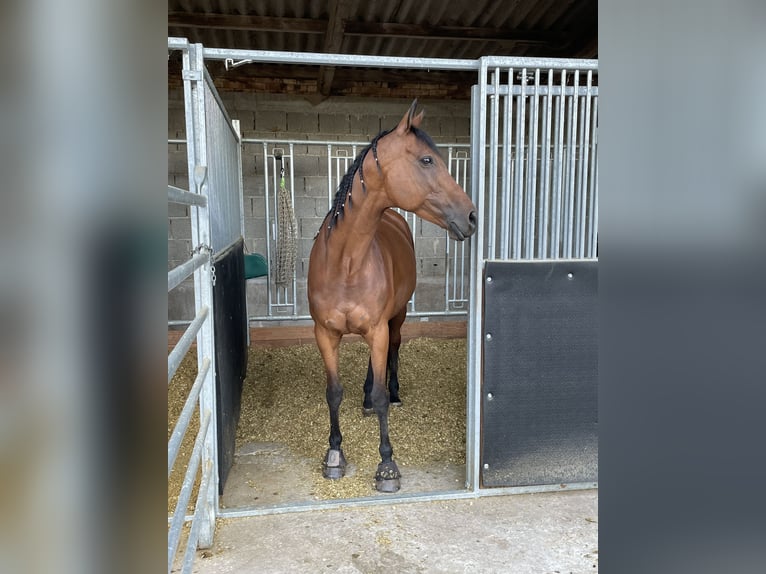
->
(325, 169, 390, 273)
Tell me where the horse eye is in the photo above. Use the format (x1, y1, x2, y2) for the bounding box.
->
(420, 156, 434, 166)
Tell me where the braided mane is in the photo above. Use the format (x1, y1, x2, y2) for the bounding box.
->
(321, 125, 440, 235)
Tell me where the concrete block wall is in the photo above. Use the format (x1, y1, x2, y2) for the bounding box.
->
(169, 90, 472, 323)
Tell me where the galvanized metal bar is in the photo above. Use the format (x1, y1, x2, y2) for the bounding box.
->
(262, 142, 274, 316)
(550, 70, 566, 258)
(168, 185, 207, 207)
(289, 142, 298, 316)
(499, 68, 513, 259)
(524, 69, 540, 259)
(562, 70, 579, 258)
(217, 482, 598, 519)
(242, 137, 471, 149)
(512, 68, 527, 259)
(167, 306, 209, 385)
(204, 47, 479, 71)
(187, 43, 218, 546)
(484, 85, 598, 97)
(576, 71, 593, 258)
(202, 46, 596, 73)
(487, 68, 500, 260)
(539, 69, 554, 258)
(587, 96, 599, 258)
(445, 147, 454, 311)
(168, 357, 211, 475)
(180, 460, 214, 573)
(168, 37, 189, 51)
(167, 410, 212, 573)
(168, 252, 208, 293)
(466, 71, 487, 492)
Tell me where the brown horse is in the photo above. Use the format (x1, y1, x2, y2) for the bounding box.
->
(307, 100, 477, 492)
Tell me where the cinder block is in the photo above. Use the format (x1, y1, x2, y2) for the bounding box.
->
(168, 282, 195, 322)
(168, 203, 188, 218)
(169, 217, 192, 240)
(349, 114, 381, 138)
(304, 175, 330, 199)
(420, 257, 446, 277)
(415, 237, 446, 258)
(380, 115, 402, 131)
(300, 217, 325, 238)
(168, 239, 192, 262)
(168, 109, 186, 133)
(437, 116, 456, 138)
(318, 113, 350, 134)
(167, 149, 188, 176)
(244, 217, 267, 239)
(418, 219, 447, 238)
(293, 155, 320, 178)
(231, 111, 254, 135)
(294, 196, 320, 221)
(255, 110, 287, 133)
(248, 197, 266, 219)
(173, 174, 189, 191)
(287, 112, 318, 134)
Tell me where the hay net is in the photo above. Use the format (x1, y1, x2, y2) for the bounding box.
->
(275, 168, 297, 287)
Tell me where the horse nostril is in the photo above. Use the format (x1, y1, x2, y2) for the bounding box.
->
(468, 211, 477, 229)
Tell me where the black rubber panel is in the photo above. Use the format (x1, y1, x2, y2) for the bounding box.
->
(481, 260, 598, 487)
(212, 237, 248, 493)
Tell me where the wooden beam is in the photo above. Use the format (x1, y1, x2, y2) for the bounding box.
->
(167, 13, 325, 33)
(167, 12, 570, 45)
(318, 0, 357, 97)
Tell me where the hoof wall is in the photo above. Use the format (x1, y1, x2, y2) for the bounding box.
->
(375, 461, 401, 493)
(375, 477, 401, 493)
(322, 448, 346, 480)
(362, 407, 375, 416)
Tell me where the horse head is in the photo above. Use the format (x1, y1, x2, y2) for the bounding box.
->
(376, 100, 477, 241)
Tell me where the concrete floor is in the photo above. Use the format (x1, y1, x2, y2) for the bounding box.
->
(186, 489, 598, 573)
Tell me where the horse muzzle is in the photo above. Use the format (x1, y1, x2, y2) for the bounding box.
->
(448, 211, 477, 241)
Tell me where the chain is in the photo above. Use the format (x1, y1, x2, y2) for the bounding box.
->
(191, 244, 216, 286)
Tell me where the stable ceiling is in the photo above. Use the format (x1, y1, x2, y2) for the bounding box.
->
(168, 0, 597, 99)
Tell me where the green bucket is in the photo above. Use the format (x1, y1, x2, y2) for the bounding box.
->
(244, 253, 268, 279)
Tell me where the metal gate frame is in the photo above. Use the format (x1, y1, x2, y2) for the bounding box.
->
(167, 38, 597, 529)
(167, 39, 246, 573)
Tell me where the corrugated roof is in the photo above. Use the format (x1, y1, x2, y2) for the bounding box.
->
(168, 0, 596, 97)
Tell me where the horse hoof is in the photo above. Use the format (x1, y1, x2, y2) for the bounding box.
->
(375, 461, 401, 493)
(376, 477, 401, 493)
(390, 400, 402, 408)
(362, 406, 375, 416)
(322, 448, 346, 480)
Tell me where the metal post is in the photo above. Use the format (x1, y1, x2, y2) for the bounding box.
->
(185, 42, 218, 549)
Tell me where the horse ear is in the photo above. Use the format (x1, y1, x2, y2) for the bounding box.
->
(397, 99, 421, 133)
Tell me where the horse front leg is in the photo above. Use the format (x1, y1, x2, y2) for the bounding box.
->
(314, 325, 346, 479)
(366, 325, 401, 493)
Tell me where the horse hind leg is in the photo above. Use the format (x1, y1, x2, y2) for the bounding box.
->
(314, 326, 346, 480)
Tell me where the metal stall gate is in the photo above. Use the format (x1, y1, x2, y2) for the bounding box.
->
(168, 40, 598, 529)
(467, 58, 599, 490)
(167, 39, 247, 573)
